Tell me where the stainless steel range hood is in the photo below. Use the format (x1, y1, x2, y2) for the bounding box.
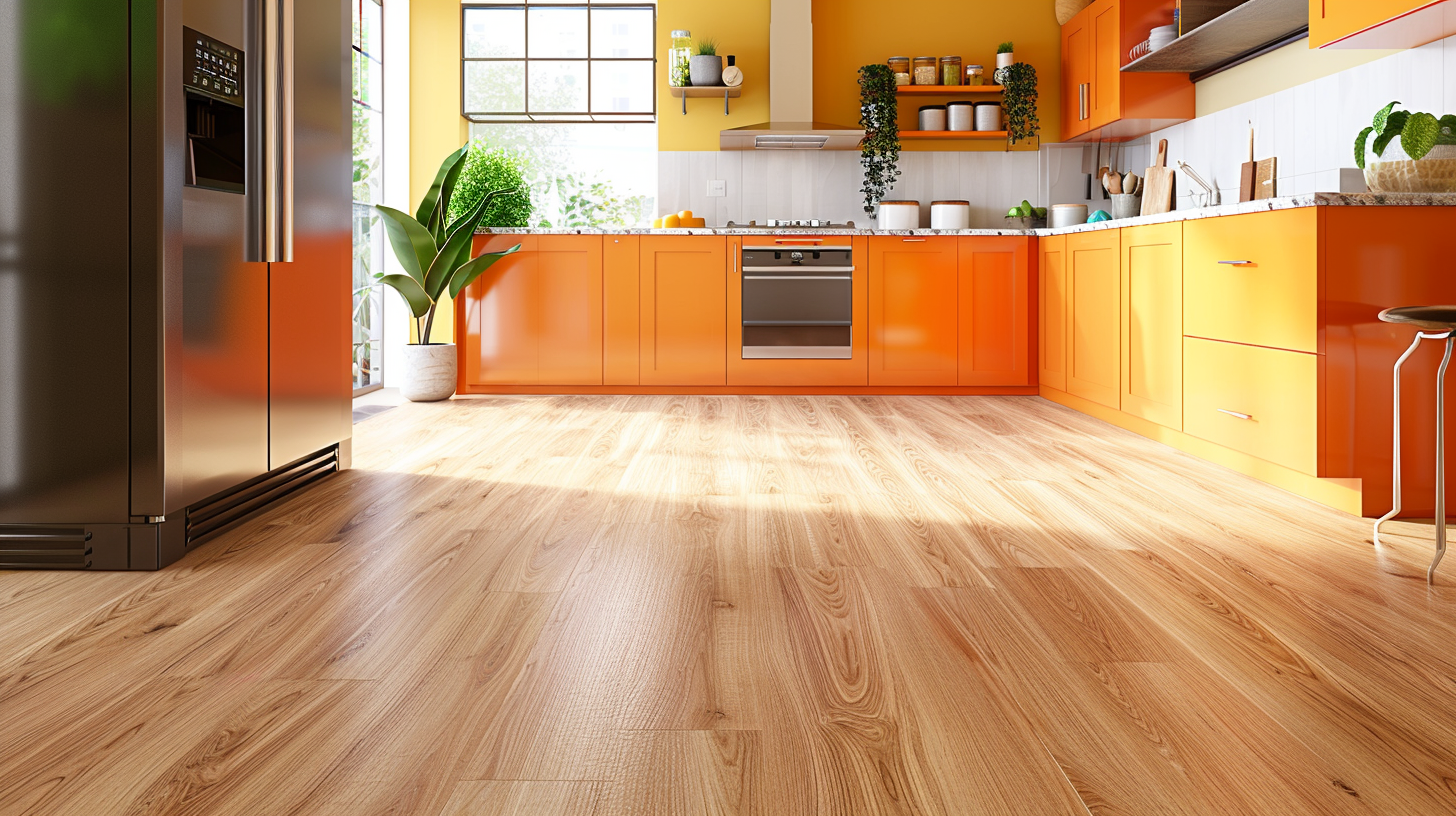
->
(719, 0, 863, 150)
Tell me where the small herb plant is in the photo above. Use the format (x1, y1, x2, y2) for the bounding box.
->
(696, 38, 718, 57)
(1001, 62, 1040, 146)
(997, 41, 1014, 54)
(1356, 101, 1456, 167)
(858, 64, 901, 216)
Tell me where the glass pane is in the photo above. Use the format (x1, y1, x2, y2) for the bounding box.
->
(352, 0, 360, 49)
(590, 60, 652, 114)
(464, 60, 526, 113)
(590, 8, 653, 58)
(463, 8, 525, 58)
(527, 7, 587, 58)
(352, 104, 383, 203)
(352, 202, 384, 388)
(529, 60, 587, 113)
(359, 0, 382, 58)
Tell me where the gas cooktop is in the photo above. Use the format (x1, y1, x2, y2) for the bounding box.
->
(725, 219, 858, 229)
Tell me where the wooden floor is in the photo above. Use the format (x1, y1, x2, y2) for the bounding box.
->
(3, 395, 1455, 815)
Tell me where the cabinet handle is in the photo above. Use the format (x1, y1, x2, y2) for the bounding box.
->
(902, 238, 927, 243)
(1217, 260, 1252, 265)
(774, 238, 824, 244)
(1217, 409, 1254, 421)
(1079, 83, 1089, 121)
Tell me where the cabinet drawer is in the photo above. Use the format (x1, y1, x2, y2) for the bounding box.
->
(1183, 209, 1318, 353)
(1183, 337, 1317, 475)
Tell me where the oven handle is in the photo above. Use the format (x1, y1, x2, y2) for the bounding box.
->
(742, 245, 850, 251)
(743, 274, 853, 281)
(743, 320, 852, 326)
(742, 266, 854, 273)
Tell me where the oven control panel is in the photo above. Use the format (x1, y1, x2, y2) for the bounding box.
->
(184, 27, 243, 106)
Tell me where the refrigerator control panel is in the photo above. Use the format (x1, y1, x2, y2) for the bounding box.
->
(184, 27, 243, 106)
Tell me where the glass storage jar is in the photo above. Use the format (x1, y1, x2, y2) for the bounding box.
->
(965, 64, 985, 86)
(912, 57, 937, 86)
(939, 56, 962, 86)
(888, 56, 911, 86)
(669, 30, 692, 87)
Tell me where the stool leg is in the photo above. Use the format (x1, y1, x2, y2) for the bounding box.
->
(1433, 337, 1453, 584)
(1375, 332, 1426, 546)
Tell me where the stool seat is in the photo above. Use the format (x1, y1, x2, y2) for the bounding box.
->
(1378, 306, 1456, 331)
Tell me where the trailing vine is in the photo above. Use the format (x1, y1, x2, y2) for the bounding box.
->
(1001, 63, 1040, 147)
(858, 64, 901, 215)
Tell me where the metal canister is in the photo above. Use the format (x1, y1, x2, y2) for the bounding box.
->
(947, 101, 974, 132)
(974, 102, 1003, 132)
(918, 104, 947, 131)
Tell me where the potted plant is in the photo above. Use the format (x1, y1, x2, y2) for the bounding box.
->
(995, 42, 1015, 83)
(858, 63, 901, 216)
(375, 146, 521, 402)
(690, 38, 723, 86)
(1355, 101, 1456, 193)
(1000, 63, 1040, 146)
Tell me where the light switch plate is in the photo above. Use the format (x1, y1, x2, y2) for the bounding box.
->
(706, 179, 726, 197)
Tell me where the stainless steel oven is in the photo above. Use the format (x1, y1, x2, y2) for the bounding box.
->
(741, 244, 854, 359)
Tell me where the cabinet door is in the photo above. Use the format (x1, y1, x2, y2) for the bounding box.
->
(958, 236, 1032, 386)
(868, 236, 959, 386)
(640, 236, 727, 386)
(1060, 10, 1091, 141)
(538, 236, 604, 385)
(462, 234, 539, 386)
(1039, 234, 1068, 390)
(604, 235, 641, 386)
(1120, 222, 1182, 428)
(1066, 230, 1121, 408)
(1310, 0, 1444, 48)
(1087, 0, 1122, 131)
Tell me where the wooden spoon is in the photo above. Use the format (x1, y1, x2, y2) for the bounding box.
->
(1107, 172, 1123, 195)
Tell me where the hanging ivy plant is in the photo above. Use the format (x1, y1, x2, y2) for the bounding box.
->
(1001, 63, 1040, 146)
(858, 64, 901, 215)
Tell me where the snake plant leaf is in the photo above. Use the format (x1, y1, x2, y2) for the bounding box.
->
(1402, 112, 1441, 160)
(1373, 101, 1401, 134)
(415, 145, 469, 235)
(375, 205, 437, 286)
(378, 274, 433, 318)
(448, 244, 522, 300)
(1439, 114, 1456, 145)
(1355, 127, 1374, 170)
(422, 188, 508, 299)
(1372, 111, 1409, 157)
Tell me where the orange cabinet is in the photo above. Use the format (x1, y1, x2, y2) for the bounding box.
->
(1066, 230, 1121, 409)
(1060, 0, 1194, 142)
(1183, 337, 1318, 476)
(868, 236, 959, 386)
(459, 234, 603, 387)
(604, 235, 641, 386)
(639, 236, 727, 386)
(1120, 222, 1182, 429)
(1311, 0, 1456, 49)
(958, 236, 1033, 386)
(1039, 234, 1068, 391)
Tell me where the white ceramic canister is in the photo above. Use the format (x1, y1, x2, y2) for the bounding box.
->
(946, 102, 974, 132)
(877, 200, 921, 230)
(918, 105, 947, 132)
(930, 200, 971, 230)
(974, 102, 1003, 132)
(1049, 203, 1089, 229)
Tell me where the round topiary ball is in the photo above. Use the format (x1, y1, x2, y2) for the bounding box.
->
(447, 141, 534, 228)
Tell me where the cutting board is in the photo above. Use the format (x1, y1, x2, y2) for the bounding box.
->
(1141, 139, 1174, 216)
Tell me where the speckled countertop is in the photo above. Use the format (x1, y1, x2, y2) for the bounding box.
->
(477, 193, 1456, 237)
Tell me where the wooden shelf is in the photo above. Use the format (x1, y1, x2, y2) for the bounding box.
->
(897, 85, 1003, 95)
(1121, 0, 1307, 74)
(901, 130, 1008, 140)
(668, 86, 742, 98)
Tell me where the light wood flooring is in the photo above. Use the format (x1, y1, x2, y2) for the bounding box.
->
(3, 395, 1455, 815)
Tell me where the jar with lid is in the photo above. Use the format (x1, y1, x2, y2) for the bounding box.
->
(965, 64, 985, 86)
(939, 56, 962, 86)
(912, 57, 937, 86)
(918, 104, 947, 131)
(888, 56, 911, 86)
(946, 101, 974, 132)
(669, 30, 692, 87)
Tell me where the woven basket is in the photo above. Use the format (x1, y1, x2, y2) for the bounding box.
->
(1056, 0, 1092, 24)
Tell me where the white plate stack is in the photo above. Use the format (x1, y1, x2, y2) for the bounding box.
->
(1149, 24, 1177, 51)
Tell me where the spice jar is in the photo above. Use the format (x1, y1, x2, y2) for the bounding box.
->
(912, 57, 937, 86)
(888, 56, 911, 86)
(965, 64, 985, 86)
(939, 56, 962, 86)
(669, 30, 692, 87)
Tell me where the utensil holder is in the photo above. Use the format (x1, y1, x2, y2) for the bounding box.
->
(1111, 194, 1143, 219)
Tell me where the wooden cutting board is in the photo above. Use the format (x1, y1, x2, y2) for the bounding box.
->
(1141, 139, 1174, 216)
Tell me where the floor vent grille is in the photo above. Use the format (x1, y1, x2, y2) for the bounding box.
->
(185, 446, 340, 547)
(0, 529, 93, 569)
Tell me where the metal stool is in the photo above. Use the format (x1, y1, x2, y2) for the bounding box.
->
(1373, 306, 1456, 583)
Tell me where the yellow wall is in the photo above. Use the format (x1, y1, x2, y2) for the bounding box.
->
(1193, 38, 1397, 117)
(657, 1, 771, 151)
(811, 0, 1062, 151)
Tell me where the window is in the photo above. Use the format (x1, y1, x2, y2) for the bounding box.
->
(461, 1, 656, 123)
(352, 0, 385, 394)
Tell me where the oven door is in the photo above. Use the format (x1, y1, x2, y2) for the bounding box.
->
(741, 272, 853, 359)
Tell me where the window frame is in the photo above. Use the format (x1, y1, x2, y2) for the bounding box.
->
(460, 1, 657, 124)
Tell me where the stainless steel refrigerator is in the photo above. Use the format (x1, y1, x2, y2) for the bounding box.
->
(0, 0, 352, 569)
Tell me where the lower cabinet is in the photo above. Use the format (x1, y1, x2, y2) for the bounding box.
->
(1066, 230, 1121, 409)
(868, 236, 960, 386)
(1039, 234, 1068, 391)
(1120, 222, 1182, 429)
(639, 235, 727, 386)
(1183, 337, 1318, 475)
(958, 236, 1033, 386)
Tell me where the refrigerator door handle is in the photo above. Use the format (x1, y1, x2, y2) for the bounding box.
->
(246, 0, 294, 263)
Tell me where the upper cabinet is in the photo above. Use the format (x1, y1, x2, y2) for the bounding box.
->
(1311, 0, 1456, 49)
(1060, 0, 1194, 142)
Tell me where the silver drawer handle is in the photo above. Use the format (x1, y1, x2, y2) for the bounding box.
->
(1217, 409, 1254, 420)
(1218, 260, 1252, 265)
(902, 238, 927, 243)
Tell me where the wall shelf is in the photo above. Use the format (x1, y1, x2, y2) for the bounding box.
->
(901, 130, 1008, 140)
(897, 85, 1004, 95)
(669, 85, 742, 115)
(1121, 0, 1308, 74)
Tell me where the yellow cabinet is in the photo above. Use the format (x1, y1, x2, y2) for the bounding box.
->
(1066, 230, 1121, 409)
(1311, 0, 1456, 49)
(1120, 222, 1182, 429)
(1039, 235, 1068, 391)
(1184, 208, 1318, 354)
(1183, 337, 1318, 475)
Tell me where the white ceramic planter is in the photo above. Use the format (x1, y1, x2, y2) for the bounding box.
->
(402, 343, 457, 402)
(995, 52, 1014, 83)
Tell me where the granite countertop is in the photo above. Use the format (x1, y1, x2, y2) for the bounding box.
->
(477, 193, 1456, 238)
